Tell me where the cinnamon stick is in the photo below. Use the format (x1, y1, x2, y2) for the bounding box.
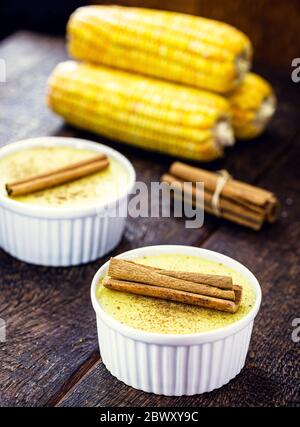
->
(6, 154, 109, 197)
(170, 162, 277, 212)
(161, 173, 264, 230)
(233, 285, 243, 308)
(125, 259, 233, 290)
(108, 258, 236, 300)
(103, 277, 240, 314)
(161, 161, 280, 230)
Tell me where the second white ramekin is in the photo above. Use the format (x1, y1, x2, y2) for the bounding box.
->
(0, 137, 136, 266)
(91, 245, 262, 396)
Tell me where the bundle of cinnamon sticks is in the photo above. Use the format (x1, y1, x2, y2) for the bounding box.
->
(103, 258, 242, 313)
(161, 162, 279, 230)
(6, 154, 109, 197)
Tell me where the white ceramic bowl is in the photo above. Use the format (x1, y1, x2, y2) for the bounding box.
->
(91, 245, 262, 396)
(0, 137, 136, 266)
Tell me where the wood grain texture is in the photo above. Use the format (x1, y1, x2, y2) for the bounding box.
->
(95, 0, 300, 67)
(0, 33, 67, 146)
(0, 32, 299, 407)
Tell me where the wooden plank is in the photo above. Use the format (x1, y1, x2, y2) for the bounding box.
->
(0, 32, 66, 146)
(58, 140, 300, 407)
(0, 31, 299, 406)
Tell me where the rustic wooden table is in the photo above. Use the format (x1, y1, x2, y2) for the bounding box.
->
(0, 32, 299, 407)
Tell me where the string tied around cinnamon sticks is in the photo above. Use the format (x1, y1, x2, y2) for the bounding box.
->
(102, 257, 243, 314)
(161, 162, 280, 231)
(212, 169, 232, 217)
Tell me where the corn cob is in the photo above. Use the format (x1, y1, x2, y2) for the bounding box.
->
(47, 61, 234, 161)
(228, 72, 276, 139)
(67, 6, 252, 94)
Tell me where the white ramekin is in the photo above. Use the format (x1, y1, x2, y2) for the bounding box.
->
(91, 245, 262, 396)
(0, 137, 136, 266)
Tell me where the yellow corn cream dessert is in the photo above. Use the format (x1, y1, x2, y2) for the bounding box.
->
(97, 254, 255, 334)
(0, 146, 128, 207)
